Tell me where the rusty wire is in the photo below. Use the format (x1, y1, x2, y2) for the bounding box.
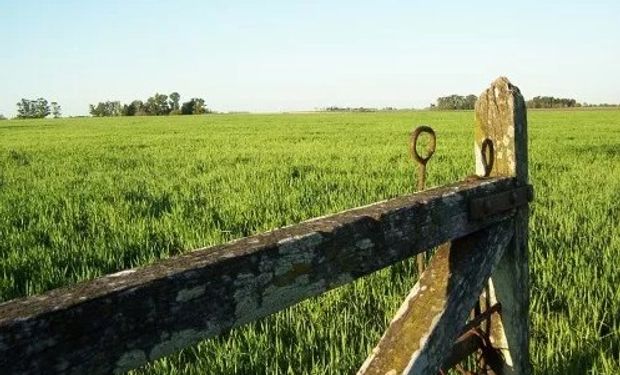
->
(410, 126, 436, 276)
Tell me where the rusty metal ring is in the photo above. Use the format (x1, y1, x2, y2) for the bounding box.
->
(410, 126, 436, 165)
(481, 138, 494, 177)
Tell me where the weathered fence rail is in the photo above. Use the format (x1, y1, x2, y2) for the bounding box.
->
(0, 77, 532, 375)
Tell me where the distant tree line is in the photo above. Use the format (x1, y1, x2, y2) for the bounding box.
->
(526, 96, 620, 108)
(324, 106, 377, 112)
(431, 94, 620, 110)
(433, 95, 478, 110)
(14, 98, 61, 119)
(526, 96, 579, 108)
(581, 103, 620, 108)
(89, 92, 210, 117)
(323, 106, 404, 112)
(527, 96, 620, 108)
(3, 93, 618, 120)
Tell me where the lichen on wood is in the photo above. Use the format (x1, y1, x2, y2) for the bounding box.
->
(357, 221, 514, 375)
(0, 177, 518, 375)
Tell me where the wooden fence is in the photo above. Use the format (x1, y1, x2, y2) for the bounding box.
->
(0, 77, 533, 374)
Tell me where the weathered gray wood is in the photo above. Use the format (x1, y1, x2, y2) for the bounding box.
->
(356, 221, 513, 375)
(0, 177, 519, 375)
(475, 76, 531, 374)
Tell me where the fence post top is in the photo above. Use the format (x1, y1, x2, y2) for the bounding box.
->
(474, 76, 528, 183)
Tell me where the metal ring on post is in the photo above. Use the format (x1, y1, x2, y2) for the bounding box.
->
(410, 126, 436, 166)
(481, 138, 494, 177)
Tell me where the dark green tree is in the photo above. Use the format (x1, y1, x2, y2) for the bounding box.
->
(51, 102, 62, 118)
(121, 103, 135, 116)
(34, 98, 50, 118)
(121, 100, 145, 116)
(526, 96, 579, 108)
(435, 94, 477, 110)
(465, 94, 477, 109)
(181, 98, 208, 115)
(169, 92, 181, 111)
(145, 93, 170, 115)
(16, 98, 50, 118)
(89, 101, 122, 117)
(16, 99, 33, 118)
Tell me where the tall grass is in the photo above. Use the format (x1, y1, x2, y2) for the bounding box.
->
(0, 110, 618, 373)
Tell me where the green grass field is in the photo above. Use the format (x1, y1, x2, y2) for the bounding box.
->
(1, 110, 619, 374)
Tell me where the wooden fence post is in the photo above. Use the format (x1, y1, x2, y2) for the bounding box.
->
(474, 77, 531, 374)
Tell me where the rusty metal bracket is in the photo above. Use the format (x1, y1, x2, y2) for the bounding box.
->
(440, 304, 504, 374)
(470, 184, 534, 220)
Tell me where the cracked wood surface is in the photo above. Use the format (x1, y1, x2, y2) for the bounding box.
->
(356, 221, 514, 375)
(0, 177, 519, 375)
(475, 77, 531, 374)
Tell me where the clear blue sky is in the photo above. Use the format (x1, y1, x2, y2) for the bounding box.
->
(1, 0, 619, 116)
